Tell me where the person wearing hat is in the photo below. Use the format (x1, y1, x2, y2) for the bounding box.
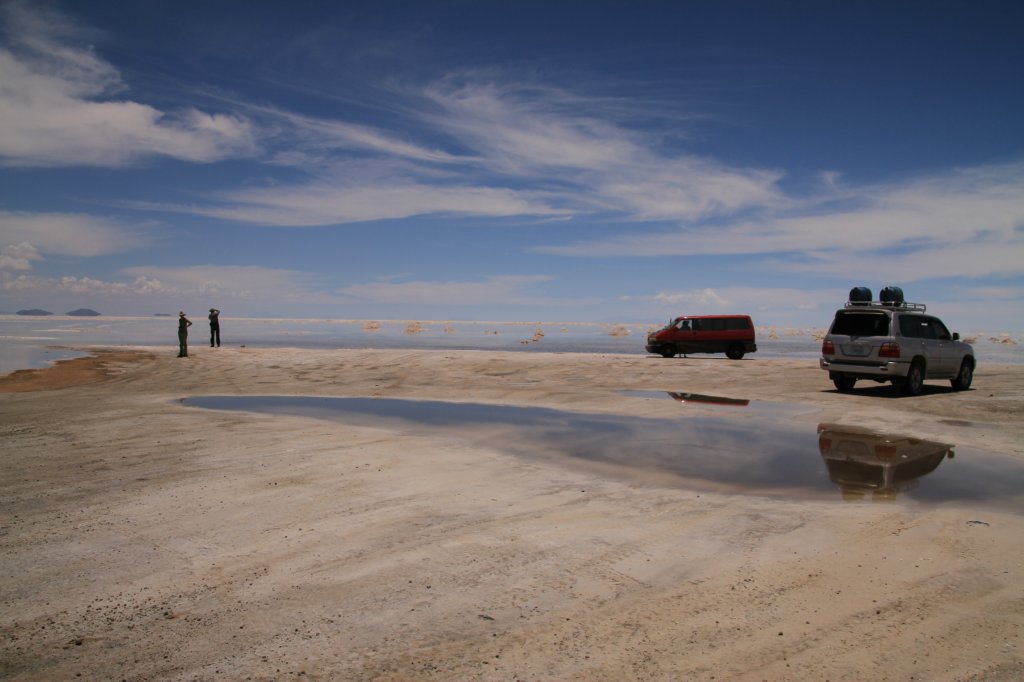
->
(208, 308, 221, 347)
(177, 311, 192, 357)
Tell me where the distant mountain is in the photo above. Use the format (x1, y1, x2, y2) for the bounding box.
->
(154, 313, 173, 317)
(17, 309, 54, 316)
(66, 308, 101, 316)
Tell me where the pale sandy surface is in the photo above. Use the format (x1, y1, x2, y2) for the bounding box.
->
(1, 347, 1022, 681)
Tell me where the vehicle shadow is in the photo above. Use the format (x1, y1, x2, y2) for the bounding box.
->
(644, 355, 750, 361)
(823, 384, 975, 399)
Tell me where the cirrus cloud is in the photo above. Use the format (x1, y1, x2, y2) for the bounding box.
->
(536, 161, 1024, 283)
(0, 1, 256, 167)
(341, 274, 553, 306)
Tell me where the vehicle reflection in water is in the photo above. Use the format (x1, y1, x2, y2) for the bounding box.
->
(817, 424, 954, 502)
(181, 396, 1024, 510)
(668, 392, 750, 407)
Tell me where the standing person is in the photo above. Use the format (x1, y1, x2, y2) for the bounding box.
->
(208, 308, 221, 347)
(177, 311, 192, 357)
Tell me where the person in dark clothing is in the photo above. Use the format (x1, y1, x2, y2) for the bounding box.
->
(208, 308, 221, 347)
(177, 311, 192, 357)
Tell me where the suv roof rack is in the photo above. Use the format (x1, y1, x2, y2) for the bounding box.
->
(844, 301, 927, 312)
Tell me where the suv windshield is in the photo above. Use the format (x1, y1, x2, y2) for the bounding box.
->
(831, 311, 890, 337)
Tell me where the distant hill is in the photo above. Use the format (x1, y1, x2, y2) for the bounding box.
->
(17, 309, 54, 316)
(154, 313, 173, 317)
(66, 308, 101, 316)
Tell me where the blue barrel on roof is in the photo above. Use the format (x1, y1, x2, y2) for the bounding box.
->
(880, 286, 904, 305)
(849, 287, 872, 305)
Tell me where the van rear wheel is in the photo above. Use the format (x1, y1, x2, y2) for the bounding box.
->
(725, 344, 745, 360)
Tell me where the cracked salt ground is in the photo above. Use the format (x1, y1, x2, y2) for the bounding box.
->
(182, 395, 1024, 510)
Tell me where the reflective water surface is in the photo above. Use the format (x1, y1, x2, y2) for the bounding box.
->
(182, 395, 1024, 510)
(622, 390, 751, 407)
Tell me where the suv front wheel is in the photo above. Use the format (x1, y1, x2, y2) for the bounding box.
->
(951, 359, 974, 391)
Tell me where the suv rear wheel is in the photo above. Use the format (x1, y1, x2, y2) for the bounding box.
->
(951, 359, 974, 391)
(832, 374, 856, 392)
(901, 360, 925, 396)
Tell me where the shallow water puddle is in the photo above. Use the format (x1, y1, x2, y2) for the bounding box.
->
(182, 395, 1024, 509)
(622, 390, 751, 406)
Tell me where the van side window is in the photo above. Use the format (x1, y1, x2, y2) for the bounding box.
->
(725, 318, 749, 330)
(676, 319, 691, 331)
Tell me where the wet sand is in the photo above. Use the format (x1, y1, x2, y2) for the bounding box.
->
(1, 347, 1022, 680)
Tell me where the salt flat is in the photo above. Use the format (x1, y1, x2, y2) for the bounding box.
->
(1, 347, 1022, 680)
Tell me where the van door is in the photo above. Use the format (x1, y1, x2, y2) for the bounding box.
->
(672, 318, 697, 352)
(692, 317, 726, 352)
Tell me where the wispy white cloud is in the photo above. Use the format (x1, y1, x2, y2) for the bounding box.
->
(422, 81, 787, 219)
(423, 82, 641, 174)
(341, 275, 552, 306)
(960, 285, 1024, 300)
(0, 242, 42, 270)
(118, 265, 336, 304)
(628, 286, 837, 315)
(0, 210, 150, 258)
(241, 103, 468, 166)
(776, 236, 1023, 282)
(162, 183, 570, 226)
(538, 162, 1024, 282)
(0, 3, 787, 226)
(650, 288, 728, 307)
(136, 79, 787, 227)
(0, 1, 256, 166)
(1, 272, 163, 296)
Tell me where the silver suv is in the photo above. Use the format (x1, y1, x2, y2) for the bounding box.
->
(820, 300, 975, 395)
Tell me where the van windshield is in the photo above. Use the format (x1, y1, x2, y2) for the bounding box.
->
(661, 318, 689, 331)
(831, 312, 890, 337)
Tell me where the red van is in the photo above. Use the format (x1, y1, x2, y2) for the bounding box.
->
(645, 315, 757, 360)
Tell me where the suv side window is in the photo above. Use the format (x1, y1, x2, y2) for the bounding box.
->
(900, 315, 952, 340)
(899, 315, 927, 339)
(927, 317, 952, 341)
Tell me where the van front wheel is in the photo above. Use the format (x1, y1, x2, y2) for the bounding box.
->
(659, 346, 676, 358)
(726, 344, 745, 360)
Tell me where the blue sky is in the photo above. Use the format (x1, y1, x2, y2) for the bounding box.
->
(1, 0, 1022, 329)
